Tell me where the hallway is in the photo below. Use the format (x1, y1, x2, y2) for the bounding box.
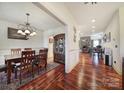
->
(18, 53, 122, 90)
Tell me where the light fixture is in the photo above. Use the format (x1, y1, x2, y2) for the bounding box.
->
(92, 29, 95, 32)
(84, 2, 97, 5)
(17, 13, 37, 39)
(92, 26, 95, 28)
(17, 30, 23, 34)
(92, 19, 96, 23)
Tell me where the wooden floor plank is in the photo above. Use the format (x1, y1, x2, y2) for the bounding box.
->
(18, 53, 122, 90)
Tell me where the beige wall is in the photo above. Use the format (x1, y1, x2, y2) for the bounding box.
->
(119, 7, 124, 68)
(0, 20, 44, 49)
(0, 20, 44, 65)
(103, 10, 121, 75)
(39, 2, 80, 73)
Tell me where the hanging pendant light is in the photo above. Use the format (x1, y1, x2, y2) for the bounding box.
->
(17, 13, 37, 38)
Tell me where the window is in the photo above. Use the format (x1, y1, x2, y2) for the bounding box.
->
(93, 40, 99, 47)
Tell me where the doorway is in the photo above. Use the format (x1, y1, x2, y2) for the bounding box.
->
(47, 33, 65, 64)
(53, 33, 65, 64)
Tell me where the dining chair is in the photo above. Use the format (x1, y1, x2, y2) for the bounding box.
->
(11, 48, 22, 79)
(15, 50, 35, 84)
(24, 48, 32, 51)
(5, 58, 20, 84)
(0, 65, 7, 83)
(0, 65, 7, 72)
(0, 61, 15, 84)
(11, 48, 21, 55)
(34, 49, 48, 74)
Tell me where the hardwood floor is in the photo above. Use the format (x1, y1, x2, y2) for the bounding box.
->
(18, 53, 122, 90)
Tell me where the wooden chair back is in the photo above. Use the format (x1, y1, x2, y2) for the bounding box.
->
(11, 48, 21, 55)
(39, 49, 48, 59)
(38, 49, 48, 68)
(24, 48, 32, 51)
(21, 50, 35, 70)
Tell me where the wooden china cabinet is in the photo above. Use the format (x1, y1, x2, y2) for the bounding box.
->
(53, 34, 65, 64)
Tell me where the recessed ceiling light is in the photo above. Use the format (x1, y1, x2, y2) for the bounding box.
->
(92, 30, 95, 32)
(92, 26, 95, 28)
(92, 19, 96, 23)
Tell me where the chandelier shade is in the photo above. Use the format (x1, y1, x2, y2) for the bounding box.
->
(17, 13, 37, 39)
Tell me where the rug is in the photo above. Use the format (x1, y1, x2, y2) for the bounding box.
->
(0, 62, 60, 90)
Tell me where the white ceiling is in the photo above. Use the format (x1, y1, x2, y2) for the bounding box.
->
(64, 2, 124, 36)
(0, 2, 63, 31)
(1, 2, 124, 35)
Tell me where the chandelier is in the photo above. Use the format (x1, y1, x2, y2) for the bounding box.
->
(17, 13, 37, 38)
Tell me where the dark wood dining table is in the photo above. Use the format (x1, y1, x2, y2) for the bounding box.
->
(4, 52, 39, 84)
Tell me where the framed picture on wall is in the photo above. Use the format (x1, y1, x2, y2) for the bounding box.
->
(73, 26, 77, 42)
(8, 27, 27, 40)
(103, 32, 111, 43)
(106, 32, 111, 42)
(103, 34, 107, 42)
(108, 32, 111, 42)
